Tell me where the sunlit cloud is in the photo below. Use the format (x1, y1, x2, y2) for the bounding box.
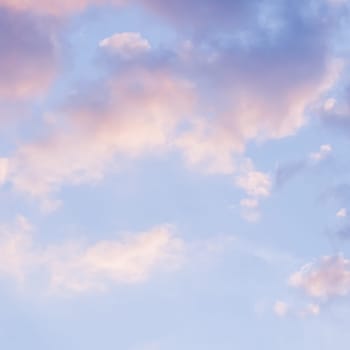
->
(0, 217, 185, 294)
(99, 32, 151, 59)
(289, 255, 350, 300)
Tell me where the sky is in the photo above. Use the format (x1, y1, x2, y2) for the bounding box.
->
(1, 0, 350, 348)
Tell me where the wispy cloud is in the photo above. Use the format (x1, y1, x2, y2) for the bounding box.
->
(0, 217, 185, 294)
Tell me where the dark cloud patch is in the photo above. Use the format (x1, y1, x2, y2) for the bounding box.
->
(0, 7, 58, 101)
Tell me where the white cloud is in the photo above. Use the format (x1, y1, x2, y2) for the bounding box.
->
(234, 161, 271, 222)
(336, 208, 347, 218)
(309, 144, 332, 162)
(99, 32, 151, 58)
(289, 255, 350, 299)
(236, 171, 272, 198)
(48, 225, 184, 293)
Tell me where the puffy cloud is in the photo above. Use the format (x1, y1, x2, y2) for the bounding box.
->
(289, 255, 350, 299)
(236, 171, 271, 198)
(99, 32, 151, 58)
(171, 0, 342, 177)
(309, 144, 333, 162)
(1, 0, 344, 203)
(0, 217, 185, 294)
(234, 160, 271, 221)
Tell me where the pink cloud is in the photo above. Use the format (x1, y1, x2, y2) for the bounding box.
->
(289, 255, 350, 299)
(0, 0, 344, 204)
(0, 0, 124, 15)
(0, 217, 185, 294)
(7, 68, 195, 196)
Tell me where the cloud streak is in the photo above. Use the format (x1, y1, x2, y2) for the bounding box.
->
(0, 217, 185, 294)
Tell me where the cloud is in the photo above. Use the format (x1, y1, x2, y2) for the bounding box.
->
(289, 255, 350, 300)
(273, 300, 321, 318)
(309, 144, 333, 162)
(0, 7, 57, 102)
(324, 97, 337, 111)
(1, 0, 344, 205)
(0, 217, 185, 294)
(336, 208, 347, 217)
(0, 0, 124, 16)
(236, 171, 271, 198)
(47, 225, 184, 293)
(0, 216, 35, 282)
(170, 0, 342, 176)
(240, 198, 259, 209)
(320, 86, 350, 134)
(99, 32, 151, 59)
(0, 158, 8, 184)
(234, 161, 271, 221)
(5, 67, 195, 197)
(139, 0, 260, 37)
(273, 300, 289, 317)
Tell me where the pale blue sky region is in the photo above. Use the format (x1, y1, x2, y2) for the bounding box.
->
(1, 0, 350, 349)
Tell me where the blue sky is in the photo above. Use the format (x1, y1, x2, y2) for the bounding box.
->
(1, 0, 350, 349)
